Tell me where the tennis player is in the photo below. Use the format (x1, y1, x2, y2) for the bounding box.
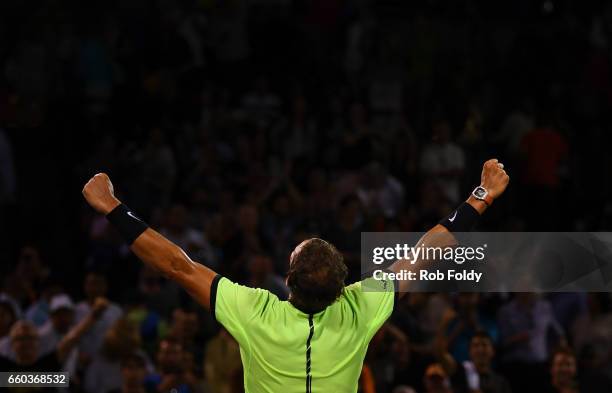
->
(82, 159, 509, 393)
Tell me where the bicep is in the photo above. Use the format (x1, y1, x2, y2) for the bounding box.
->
(180, 262, 217, 310)
(391, 224, 452, 296)
(130, 228, 218, 310)
(347, 280, 396, 339)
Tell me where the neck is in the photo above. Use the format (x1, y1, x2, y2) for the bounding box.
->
(288, 296, 321, 315)
(475, 362, 491, 374)
(552, 378, 573, 390)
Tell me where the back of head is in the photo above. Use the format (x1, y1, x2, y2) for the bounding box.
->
(287, 238, 347, 314)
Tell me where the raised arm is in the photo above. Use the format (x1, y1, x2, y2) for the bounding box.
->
(82, 173, 217, 310)
(391, 158, 510, 296)
(57, 297, 109, 362)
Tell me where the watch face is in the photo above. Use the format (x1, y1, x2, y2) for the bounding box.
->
(474, 187, 487, 199)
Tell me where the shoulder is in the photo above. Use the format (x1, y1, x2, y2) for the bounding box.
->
(106, 302, 123, 316)
(217, 276, 276, 298)
(214, 276, 279, 318)
(340, 278, 396, 309)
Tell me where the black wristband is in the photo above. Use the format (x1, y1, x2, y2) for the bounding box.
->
(106, 204, 149, 244)
(438, 202, 480, 232)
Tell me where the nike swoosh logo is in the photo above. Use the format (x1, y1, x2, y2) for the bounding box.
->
(127, 211, 142, 221)
(448, 211, 458, 222)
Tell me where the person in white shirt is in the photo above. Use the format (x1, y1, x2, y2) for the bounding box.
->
(357, 162, 405, 218)
(74, 272, 123, 358)
(38, 294, 76, 356)
(420, 121, 466, 204)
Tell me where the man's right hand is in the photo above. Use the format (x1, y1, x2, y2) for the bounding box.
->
(480, 158, 510, 200)
(82, 173, 121, 215)
(90, 297, 110, 319)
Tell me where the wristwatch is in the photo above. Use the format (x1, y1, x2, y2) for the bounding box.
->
(472, 186, 494, 206)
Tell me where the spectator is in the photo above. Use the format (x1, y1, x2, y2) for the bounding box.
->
(145, 337, 199, 393)
(0, 298, 18, 340)
(546, 348, 579, 393)
(423, 363, 454, 393)
(497, 293, 564, 393)
(223, 204, 266, 279)
(75, 272, 123, 358)
(260, 189, 302, 270)
(302, 167, 333, 223)
(420, 120, 466, 204)
(452, 331, 512, 393)
(367, 323, 410, 392)
(494, 98, 535, 157)
(109, 352, 150, 393)
(0, 298, 108, 373)
(357, 162, 405, 219)
(159, 205, 216, 265)
(138, 267, 182, 318)
(274, 94, 317, 160)
(245, 254, 289, 299)
(441, 293, 498, 363)
(145, 128, 178, 200)
(24, 282, 64, 327)
(204, 328, 242, 393)
(4, 245, 49, 308)
(84, 317, 148, 393)
(241, 76, 281, 128)
(168, 309, 201, 363)
(37, 294, 76, 356)
(571, 296, 612, 393)
(0, 297, 19, 358)
(339, 102, 375, 170)
(325, 194, 364, 283)
(518, 113, 569, 229)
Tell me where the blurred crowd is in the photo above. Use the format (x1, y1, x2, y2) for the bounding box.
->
(1, 0, 612, 392)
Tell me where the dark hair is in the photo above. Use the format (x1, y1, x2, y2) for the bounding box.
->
(551, 346, 576, 365)
(471, 330, 493, 343)
(287, 238, 347, 314)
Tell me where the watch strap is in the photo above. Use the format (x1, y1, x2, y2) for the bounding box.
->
(472, 186, 494, 206)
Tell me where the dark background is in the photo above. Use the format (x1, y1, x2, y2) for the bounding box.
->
(0, 0, 611, 392)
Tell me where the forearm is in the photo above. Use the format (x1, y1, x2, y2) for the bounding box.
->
(390, 224, 454, 294)
(130, 228, 193, 280)
(392, 195, 486, 295)
(57, 315, 96, 361)
(130, 228, 216, 309)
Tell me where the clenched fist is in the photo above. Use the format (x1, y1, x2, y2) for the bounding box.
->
(480, 158, 510, 200)
(82, 173, 121, 215)
(90, 297, 110, 319)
